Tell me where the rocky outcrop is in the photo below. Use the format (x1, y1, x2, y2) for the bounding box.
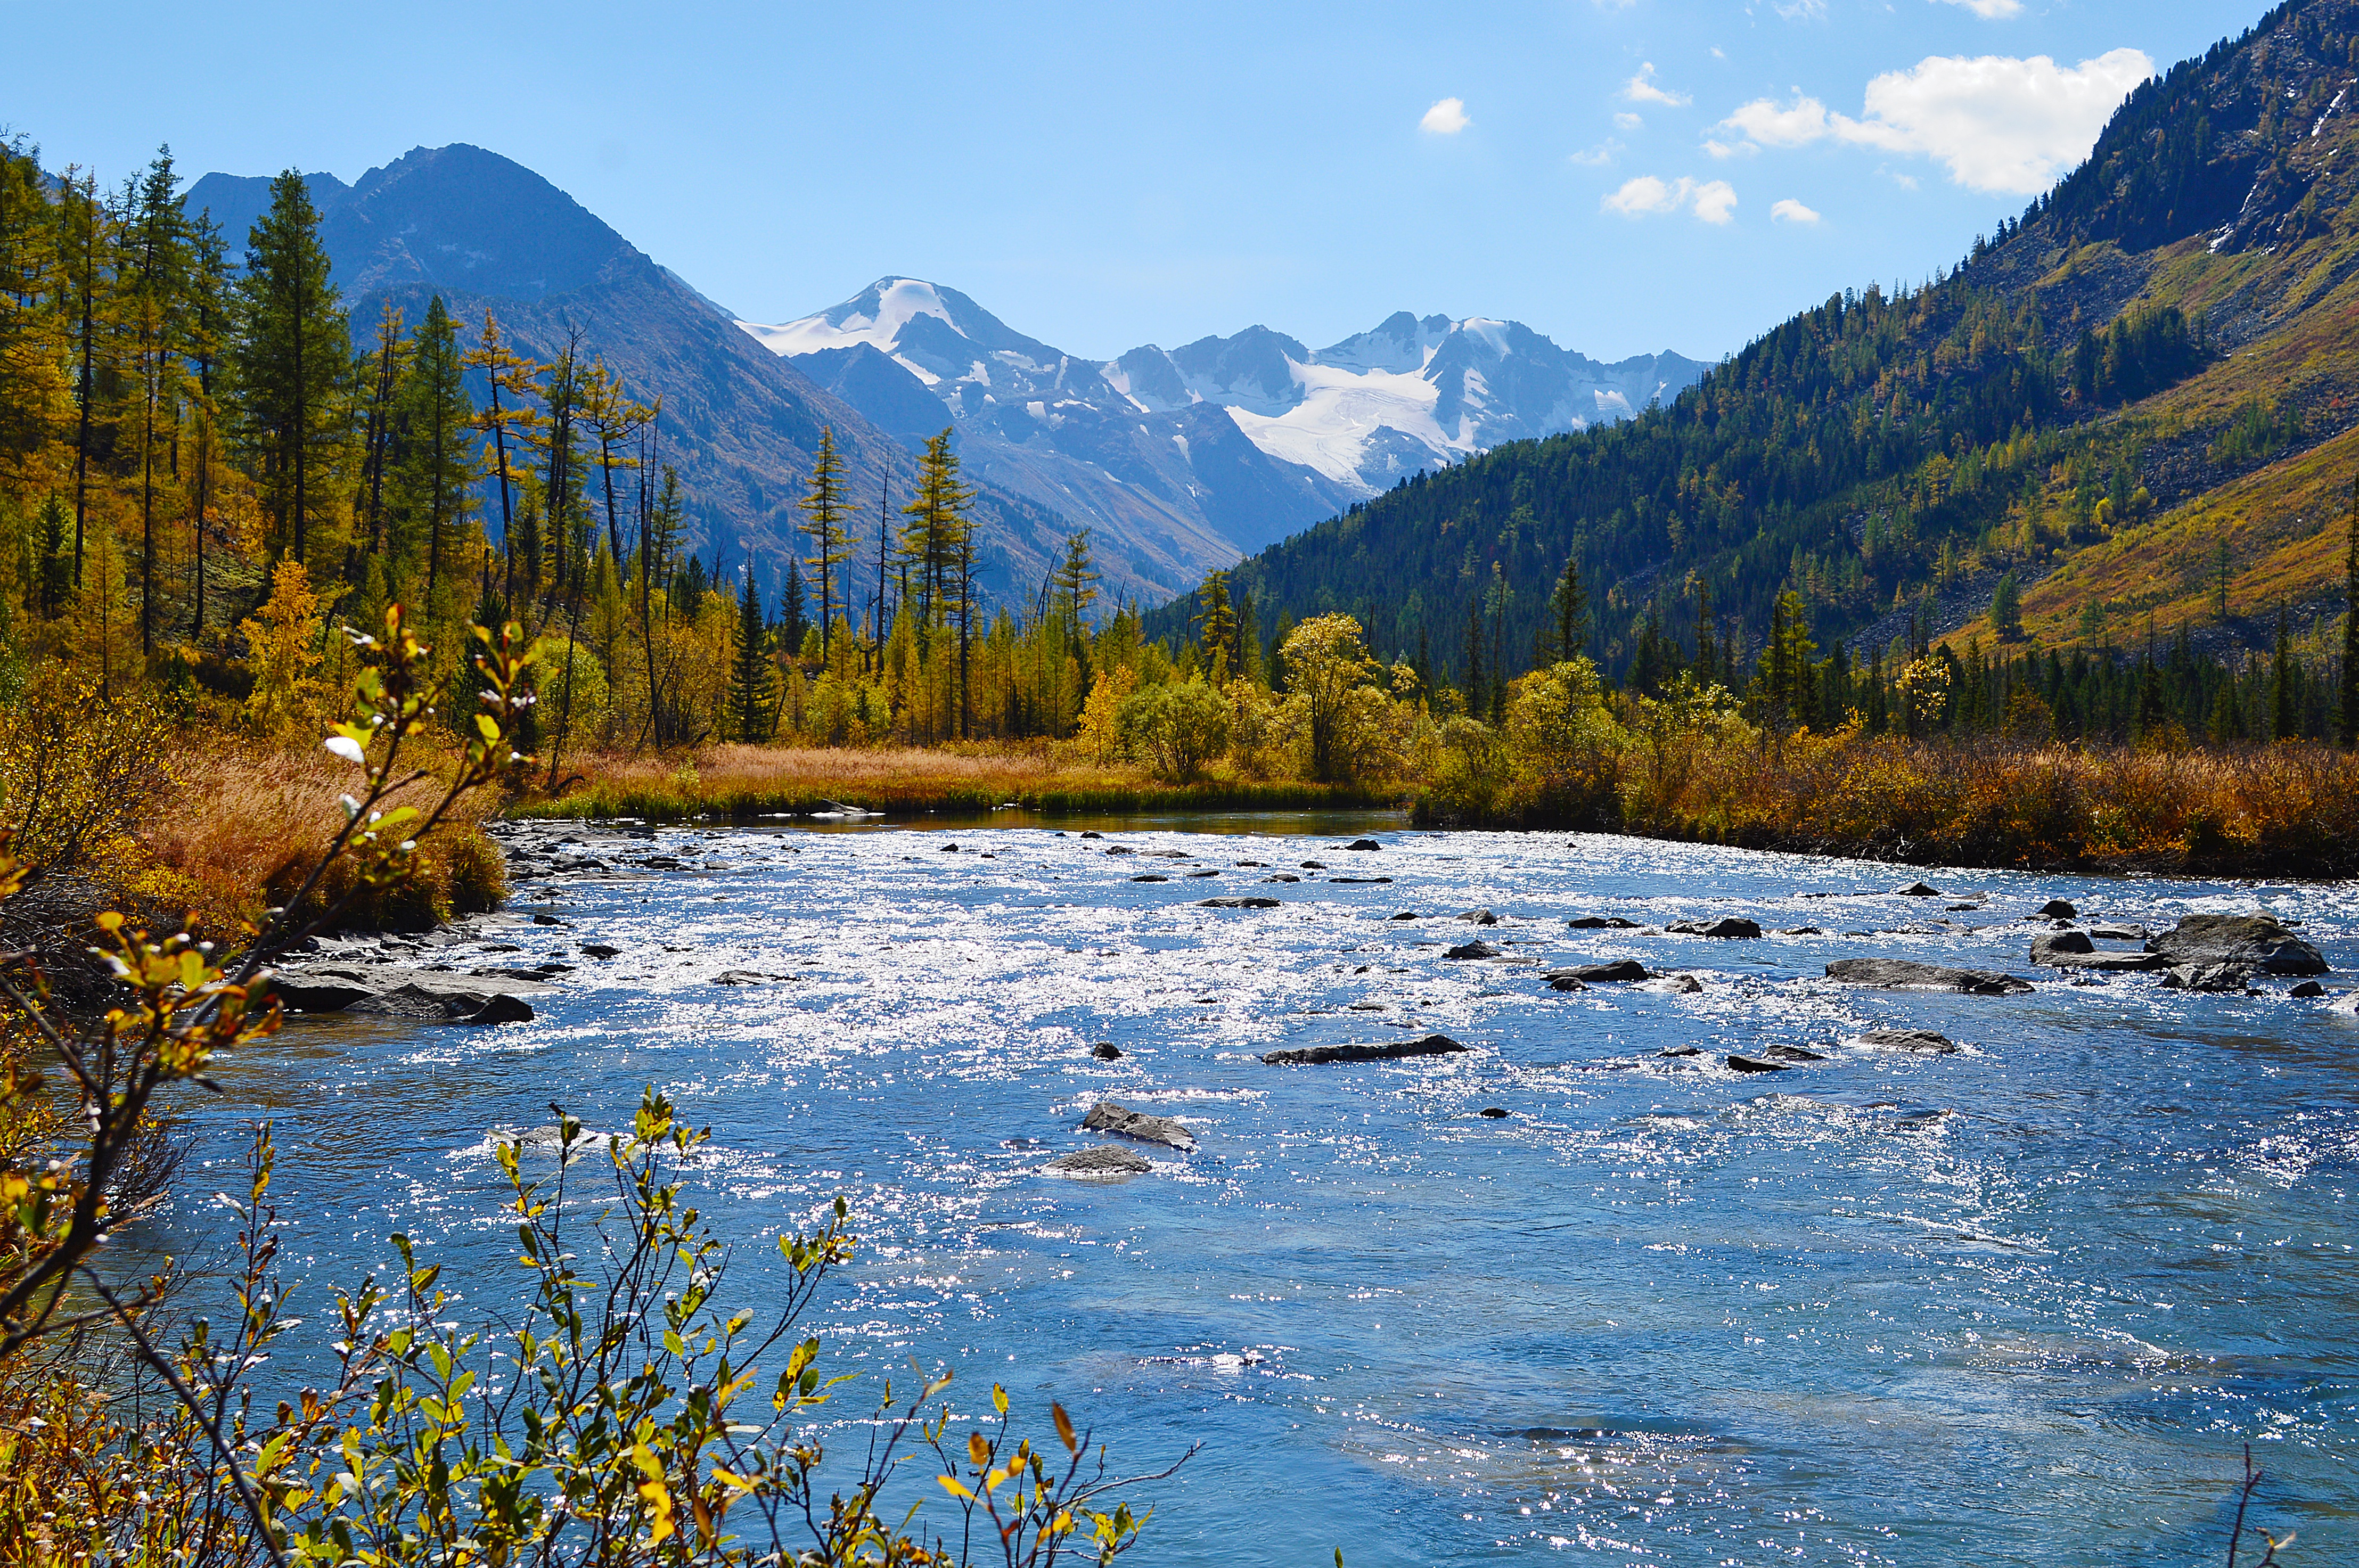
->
(1262, 1033, 1469, 1065)
(1825, 958, 2032, 994)
(2146, 914, 2327, 975)
(1082, 1101, 1195, 1151)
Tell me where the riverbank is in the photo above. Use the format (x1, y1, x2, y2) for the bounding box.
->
(512, 743, 1406, 823)
(1416, 733, 2359, 879)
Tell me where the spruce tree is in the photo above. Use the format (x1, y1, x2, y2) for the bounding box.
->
(232, 170, 347, 564)
(1991, 570, 2022, 639)
(1539, 559, 1588, 664)
(126, 146, 187, 657)
(797, 425, 854, 659)
(727, 561, 777, 742)
(1193, 570, 1236, 682)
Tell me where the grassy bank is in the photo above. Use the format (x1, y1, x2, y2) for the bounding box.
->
(1420, 729, 2359, 878)
(512, 743, 1406, 822)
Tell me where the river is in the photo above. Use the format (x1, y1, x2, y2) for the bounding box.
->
(159, 815, 2359, 1565)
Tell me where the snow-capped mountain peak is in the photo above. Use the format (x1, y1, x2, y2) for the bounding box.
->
(736, 281, 1706, 582)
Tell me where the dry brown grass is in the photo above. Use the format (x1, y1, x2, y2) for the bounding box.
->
(1622, 731, 2359, 875)
(139, 743, 505, 939)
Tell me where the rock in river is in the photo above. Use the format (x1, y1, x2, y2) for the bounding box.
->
(1083, 1101, 1194, 1151)
(2160, 962, 2256, 994)
(1262, 1033, 1470, 1065)
(1046, 1145, 1152, 1176)
(1854, 1028, 1959, 1054)
(1199, 897, 1280, 909)
(1896, 882, 1943, 897)
(1346, 839, 1383, 851)
(267, 965, 547, 1022)
(1445, 940, 1501, 960)
(1091, 1041, 1125, 1060)
(1726, 1054, 1791, 1073)
(1567, 915, 1641, 929)
(1545, 959, 1650, 983)
(1639, 974, 1704, 995)
(2291, 980, 2327, 998)
(1666, 917, 1762, 939)
(2146, 914, 2327, 975)
(1456, 908, 1500, 925)
(1825, 958, 2032, 995)
(2029, 929, 2166, 971)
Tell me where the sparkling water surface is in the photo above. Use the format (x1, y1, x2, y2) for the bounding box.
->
(158, 815, 2359, 1565)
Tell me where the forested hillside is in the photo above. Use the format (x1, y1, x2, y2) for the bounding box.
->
(1165, 0, 2359, 692)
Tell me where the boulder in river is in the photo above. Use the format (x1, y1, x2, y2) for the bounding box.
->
(1346, 839, 1382, 851)
(1104, 845, 1136, 856)
(1199, 897, 1280, 909)
(1545, 959, 1651, 983)
(1896, 882, 1943, 897)
(1477, 1106, 1510, 1118)
(1855, 1028, 1958, 1053)
(1091, 1041, 1125, 1060)
(1825, 958, 2032, 995)
(1332, 876, 1393, 884)
(2291, 980, 2327, 998)
(2037, 899, 2078, 919)
(1389, 911, 1420, 921)
(580, 943, 621, 958)
(1083, 1101, 1195, 1151)
(1262, 1033, 1470, 1065)
(2029, 930, 2094, 962)
(1667, 917, 1762, 939)
(1547, 974, 1589, 992)
(267, 965, 548, 1022)
(1262, 874, 1302, 883)
(1131, 874, 1170, 883)
(468, 994, 536, 1025)
(1566, 915, 1641, 929)
(2146, 914, 2326, 975)
(1457, 908, 1500, 925)
(1726, 1054, 1791, 1073)
(1639, 974, 1704, 995)
(1444, 939, 1501, 960)
(2160, 962, 2256, 994)
(712, 970, 790, 986)
(1046, 1145, 1152, 1176)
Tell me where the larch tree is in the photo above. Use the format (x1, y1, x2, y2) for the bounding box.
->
(182, 210, 230, 638)
(462, 310, 542, 606)
(232, 170, 347, 564)
(125, 147, 188, 659)
(354, 300, 409, 565)
(387, 295, 474, 622)
(796, 424, 853, 660)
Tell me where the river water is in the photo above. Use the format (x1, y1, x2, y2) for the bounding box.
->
(159, 816, 2359, 1565)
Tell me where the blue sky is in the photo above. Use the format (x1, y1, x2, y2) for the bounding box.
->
(8, 1, 2242, 363)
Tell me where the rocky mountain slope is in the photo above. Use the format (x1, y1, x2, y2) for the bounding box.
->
(742, 277, 1703, 568)
(185, 147, 1117, 608)
(1168, 0, 2359, 680)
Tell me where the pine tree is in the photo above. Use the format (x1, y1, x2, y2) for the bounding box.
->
(727, 559, 778, 742)
(232, 170, 348, 564)
(387, 295, 474, 622)
(797, 425, 854, 659)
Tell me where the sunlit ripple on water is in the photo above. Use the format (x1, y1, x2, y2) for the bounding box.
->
(155, 816, 2359, 1565)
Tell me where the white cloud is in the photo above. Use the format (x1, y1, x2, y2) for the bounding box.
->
(1690, 179, 1738, 223)
(1623, 62, 1691, 107)
(1934, 0, 2023, 16)
(1420, 97, 1471, 135)
(1569, 139, 1624, 167)
(1714, 47, 2153, 194)
(1614, 111, 1644, 130)
(1702, 137, 1759, 159)
(1771, 197, 1822, 224)
(1603, 175, 1737, 224)
(1775, 0, 1828, 18)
